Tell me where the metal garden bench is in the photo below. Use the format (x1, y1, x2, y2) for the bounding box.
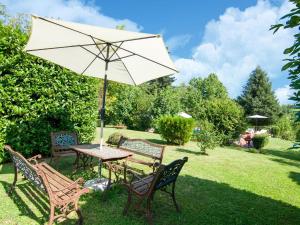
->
(123, 157, 188, 225)
(5, 145, 89, 225)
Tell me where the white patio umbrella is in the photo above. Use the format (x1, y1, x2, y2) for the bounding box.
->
(247, 114, 268, 130)
(24, 16, 178, 148)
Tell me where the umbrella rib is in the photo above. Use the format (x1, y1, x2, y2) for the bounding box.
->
(115, 51, 136, 85)
(81, 51, 102, 75)
(110, 53, 135, 62)
(35, 16, 109, 44)
(109, 43, 179, 73)
(26, 43, 100, 52)
(110, 35, 159, 44)
(80, 46, 105, 62)
(90, 36, 107, 60)
(108, 42, 124, 61)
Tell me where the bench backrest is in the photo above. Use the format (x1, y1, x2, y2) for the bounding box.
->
(51, 131, 78, 150)
(153, 157, 188, 190)
(4, 145, 45, 191)
(118, 137, 164, 161)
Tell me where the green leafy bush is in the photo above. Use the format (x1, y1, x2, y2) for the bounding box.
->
(271, 126, 280, 137)
(275, 116, 295, 141)
(252, 134, 269, 150)
(0, 15, 98, 162)
(157, 115, 195, 145)
(196, 130, 220, 155)
(107, 132, 127, 146)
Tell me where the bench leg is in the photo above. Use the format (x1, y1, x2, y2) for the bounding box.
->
(9, 165, 18, 195)
(146, 198, 153, 225)
(123, 189, 132, 215)
(172, 183, 180, 212)
(48, 205, 55, 225)
(75, 202, 83, 225)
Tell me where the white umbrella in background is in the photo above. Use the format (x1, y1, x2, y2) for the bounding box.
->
(24, 16, 178, 148)
(177, 112, 192, 118)
(247, 114, 268, 131)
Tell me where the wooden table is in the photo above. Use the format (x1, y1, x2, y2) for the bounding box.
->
(70, 144, 132, 190)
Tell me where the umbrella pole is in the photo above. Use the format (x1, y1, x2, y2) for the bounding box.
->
(100, 61, 108, 150)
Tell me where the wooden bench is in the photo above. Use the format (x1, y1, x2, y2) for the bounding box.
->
(4, 145, 89, 225)
(123, 157, 188, 225)
(50, 131, 79, 164)
(105, 138, 165, 182)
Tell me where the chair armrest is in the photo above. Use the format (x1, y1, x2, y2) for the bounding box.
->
(27, 154, 42, 165)
(52, 178, 84, 194)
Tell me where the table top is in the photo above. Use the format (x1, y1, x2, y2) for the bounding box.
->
(69, 144, 132, 162)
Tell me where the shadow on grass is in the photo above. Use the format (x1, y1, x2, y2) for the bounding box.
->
(264, 148, 300, 161)
(289, 171, 300, 185)
(0, 180, 49, 224)
(2, 162, 300, 224)
(146, 139, 168, 145)
(269, 158, 300, 168)
(176, 148, 201, 155)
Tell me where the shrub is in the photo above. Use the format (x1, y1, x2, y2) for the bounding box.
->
(157, 115, 195, 145)
(196, 130, 220, 155)
(107, 132, 127, 146)
(0, 17, 99, 162)
(275, 115, 295, 141)
(252, 134, 269, 150)
(296, 127, 300, 142)
(271, 126, 280, 137)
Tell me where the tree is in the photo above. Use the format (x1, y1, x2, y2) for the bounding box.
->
(237, 66, 280, 122)
(271, 0, 300, 119)
(143, 75, 175, 95)
(189, 73, 228, 100)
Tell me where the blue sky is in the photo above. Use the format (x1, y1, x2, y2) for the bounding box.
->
(3, 0, 295, 104)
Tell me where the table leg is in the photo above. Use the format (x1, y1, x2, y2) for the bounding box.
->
(98, 159, 102, 178)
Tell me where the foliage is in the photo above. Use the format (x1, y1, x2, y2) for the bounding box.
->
(189, 74, 228, 100)
(252, 134, 269, 150)
(270, 126, 280, 137)
(0, 12, 98, 161)
(205, 98, 246, 139)
(237, 66, 280, 123)
(271, 0, 300, 119)
(106, 84, 154, 130)
(106, 132, 127, 146)
(157, 115, 195, 145)
(275, 115, 295, 141)
(143, 76, 175, 94)
(151, 86, 182, 120)
(196, 129, 220, 155)
(296, 126, 300, 141)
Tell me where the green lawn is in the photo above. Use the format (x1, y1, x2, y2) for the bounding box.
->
(1, 128, 300, 224)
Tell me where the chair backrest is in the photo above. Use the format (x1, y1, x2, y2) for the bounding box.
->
(51, 131, 78, 150)
(118, 137, 164, 161)
(4, 145, 45, 191)
(153, 157, 188, 190)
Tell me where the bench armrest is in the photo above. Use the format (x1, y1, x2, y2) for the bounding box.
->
(27, 154, 42, 165)
(52, 178, 84, 194)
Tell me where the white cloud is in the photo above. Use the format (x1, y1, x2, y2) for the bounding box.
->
(166, 34, 191, 52)
(174, 0, 295, 97)
(275, 85, 294, 105)
(2, 0, 141, 31)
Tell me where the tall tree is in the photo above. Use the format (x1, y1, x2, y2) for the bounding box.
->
(271, 0, 299, 118)
(237, 66, 280, 122)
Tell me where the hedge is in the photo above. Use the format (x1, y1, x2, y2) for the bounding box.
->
(157, 115, 195, 145)
(0, 18, 99, 162)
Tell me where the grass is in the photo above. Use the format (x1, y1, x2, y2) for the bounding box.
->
(1, 128, 300, 224)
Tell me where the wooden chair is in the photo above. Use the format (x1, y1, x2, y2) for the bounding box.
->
(50, 131, 78, 164)
(104, 137, 165, 183)
(4, 145, 89, 225)
(123, 157, 188, 225)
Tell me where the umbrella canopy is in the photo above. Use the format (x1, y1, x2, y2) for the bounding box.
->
(247, 115, 268, 119)
(247, 115, 268, 131)
(24, 15, 178, 147)
(24, 16, 177, 85)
